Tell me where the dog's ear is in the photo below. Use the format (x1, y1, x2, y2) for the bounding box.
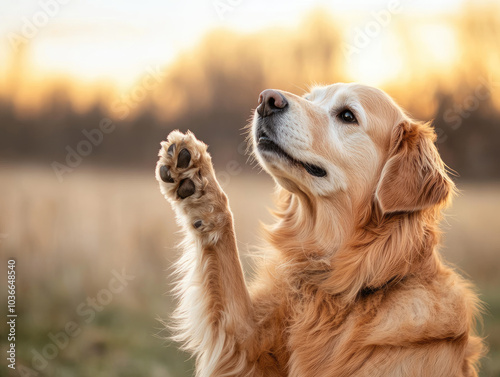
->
(375, 121, 454, 214)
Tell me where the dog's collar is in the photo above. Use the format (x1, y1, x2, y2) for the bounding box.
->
(359, 276, 403, 297)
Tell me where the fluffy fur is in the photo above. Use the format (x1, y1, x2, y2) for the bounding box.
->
(156, 83, 484, 377)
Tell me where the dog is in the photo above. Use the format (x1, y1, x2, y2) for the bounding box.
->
(155, 83, 484, 377)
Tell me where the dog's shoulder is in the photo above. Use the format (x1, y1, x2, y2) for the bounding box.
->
(363, 269, 480, 346)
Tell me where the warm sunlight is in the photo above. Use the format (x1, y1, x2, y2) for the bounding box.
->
(416, 23, 459, 69)
(345, 33, 404, 86)
(1, 0, 499, 115)
(0, 0, 472, 92)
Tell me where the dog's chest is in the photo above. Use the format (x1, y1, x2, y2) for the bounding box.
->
(284, 291, 344, 373)
(283, 288, 385, 376)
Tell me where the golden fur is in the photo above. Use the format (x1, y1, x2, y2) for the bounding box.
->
(156, 83, 484, 376)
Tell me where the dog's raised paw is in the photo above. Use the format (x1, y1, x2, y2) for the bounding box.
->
(156, 130, 210, 201)
(156, 131, 232, 237)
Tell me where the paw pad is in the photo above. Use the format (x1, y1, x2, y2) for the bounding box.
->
(159, 165, 174, 183)
(177, 178, 196, 199)
(176, 148, 191, 169)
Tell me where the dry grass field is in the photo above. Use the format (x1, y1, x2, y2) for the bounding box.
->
(0, 164, 499, 376)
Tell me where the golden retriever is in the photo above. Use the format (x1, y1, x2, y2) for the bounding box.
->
(155, 83, 484, 377)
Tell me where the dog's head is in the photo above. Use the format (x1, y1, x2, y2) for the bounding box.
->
(251, 83, 454, 214)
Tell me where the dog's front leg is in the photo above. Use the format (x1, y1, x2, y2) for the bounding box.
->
(156, 131, 255, 377)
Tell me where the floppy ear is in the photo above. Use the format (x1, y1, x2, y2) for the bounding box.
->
(375, 121, 454, 214)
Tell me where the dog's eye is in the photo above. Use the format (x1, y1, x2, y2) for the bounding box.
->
(338, 110, 357, 124)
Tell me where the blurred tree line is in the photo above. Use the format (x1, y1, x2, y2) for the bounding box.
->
(0, 6, 499, 180)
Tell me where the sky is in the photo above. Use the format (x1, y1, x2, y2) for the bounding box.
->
(0, 0, 472, 89)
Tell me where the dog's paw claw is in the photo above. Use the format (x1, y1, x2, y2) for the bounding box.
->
(167, 143, 176, 157)
(177, 148, 191, 169)
(177, 178, 196, 199)
(159, 165, 174, 183)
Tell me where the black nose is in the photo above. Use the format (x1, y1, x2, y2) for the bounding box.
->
(256, 89, 288, 118)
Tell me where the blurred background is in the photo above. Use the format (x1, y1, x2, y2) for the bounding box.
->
(1, 0, 499, 376)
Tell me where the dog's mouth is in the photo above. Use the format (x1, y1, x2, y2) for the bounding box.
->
(256, 127, 327, 178)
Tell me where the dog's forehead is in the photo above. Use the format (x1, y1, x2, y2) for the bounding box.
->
(308, 84, 345, 103)
(310, 83, 395, 109)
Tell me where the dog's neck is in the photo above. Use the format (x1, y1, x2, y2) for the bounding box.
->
(264, 187, 443, 302)
(265, 188, 349, 257)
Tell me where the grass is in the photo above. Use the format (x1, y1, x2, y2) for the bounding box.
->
(0, 164, 499, 376)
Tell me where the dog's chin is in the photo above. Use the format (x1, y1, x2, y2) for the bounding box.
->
(254, 123, 327, 178)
